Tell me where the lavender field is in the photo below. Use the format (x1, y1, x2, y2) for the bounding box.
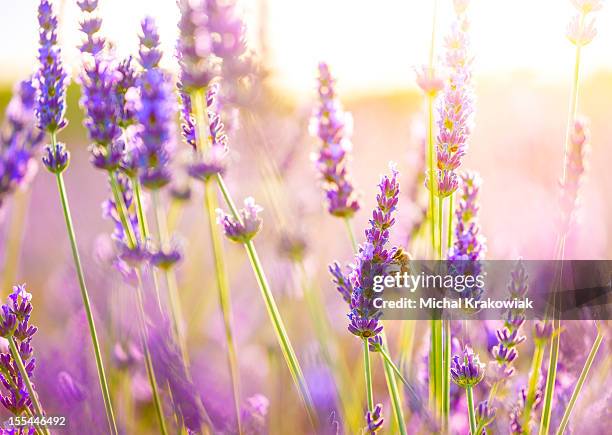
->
(0, 0, 610, 434)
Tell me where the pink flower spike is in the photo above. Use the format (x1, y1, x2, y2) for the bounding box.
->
(415, 66, 445, 97)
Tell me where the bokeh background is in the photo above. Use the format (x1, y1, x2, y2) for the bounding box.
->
(0, 0, 610, 433)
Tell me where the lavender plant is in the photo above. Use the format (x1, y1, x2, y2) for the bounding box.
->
(34, 1, 117, 432)
(0, 285, 48, 435)
(450, 345, 485, 435)
(540, 3, 603, 433)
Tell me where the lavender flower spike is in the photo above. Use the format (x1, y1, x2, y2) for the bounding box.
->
(310, 63, 360, 218)
(0, 285, 42, 420)
(216, 197, 263, 243)
(35, 0, 68, 134)
(346, 164, 400, 344)
(448, 172, 486, 261)
(136, 68, 175, 190)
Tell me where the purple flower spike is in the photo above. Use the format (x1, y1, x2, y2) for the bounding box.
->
(139, 17, 163, 70)
(365, 403, 384, 434)
(0, 285, 39, 417)
(217, 197, 263, 243)
(42, 142, 70, 174)
(136, 68, 175, 190)
(77, 0, 98, 13)
(35, 0, 68, 133)
(343, 165, 400, 342)
(448, 172, 486, 261)
(329, 262, 353, 304)
(310, 63, 360, 218)
(450, 346, 485, 388)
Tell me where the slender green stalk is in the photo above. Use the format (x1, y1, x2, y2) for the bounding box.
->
(363, 339, 374, 413)
(540, 11, 586, 435)
(203, 180, 243, 434)
(539, 318, 561, 435)
(344, 217, 359, 252)
(466, 385, 477, 435)
(8, 337, 50, 435)
(52, 158, 117, 434)
(438, 197, 443, 259)
(443, 319, 451, 431)
(381, 339, 407, 435)
(397, 319, 415, 377)
(555, 329, 604, 435)
(242, 239, 318, 427)
(134, 271, 169, 435)
(523, 341, 545, 430)
(427, 96, 437, 255)
(213, 172, 318, 428)
(447, 194, 454, 250)
(2, 190, 30, 290)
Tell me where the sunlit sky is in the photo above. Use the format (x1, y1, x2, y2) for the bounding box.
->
(1, 0, 612, 95)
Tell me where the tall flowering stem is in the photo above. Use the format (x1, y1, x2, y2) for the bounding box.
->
(339, 166, 407, 434)
(216, 190, 318, 429)
(451, 346, 485, 435)
(540, 3, 602, 434)
(134, 16, 190, 367)
(178, 1, 243, 430)
(34, 1, 118, 433)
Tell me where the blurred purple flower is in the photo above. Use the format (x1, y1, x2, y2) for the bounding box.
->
(138, 17, 163, 70)
(310, 63, 360, 218)
(177, 0, 219, 91)
(448, 172, 486, 261)
(559, 117, 589, 232)
(0, 79, 45, 206)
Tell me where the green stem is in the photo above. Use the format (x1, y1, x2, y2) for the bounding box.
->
(555, 329, 604, 435)
(380, 338, 407, 435)
(466, 385, 477, 435)
(8, 337, 50, 435)
(427, 96, 437, 255)
(539, 318, 561, 435)
(363, 339, 374, 413)
(134, 271, 169, 435)
(132, 176, 149, 238)
(447, 194, 454, 250)
(243, 239, 317, 428)
(344, 217, 359, 253)
(443, 319, 451, 431)
(438, 197, 443, 259)
(203, 180, 243, 434)
(54, 168, 117, 435)
(523, 341, 545, 430)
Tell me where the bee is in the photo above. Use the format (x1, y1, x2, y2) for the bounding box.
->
(387, 246, 412, 275)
